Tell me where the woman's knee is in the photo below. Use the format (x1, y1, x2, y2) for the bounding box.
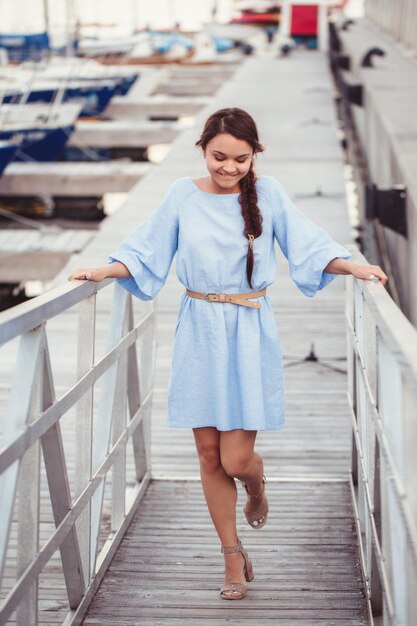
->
(196, 442, 222, 473)
(221, 451, 252, 479)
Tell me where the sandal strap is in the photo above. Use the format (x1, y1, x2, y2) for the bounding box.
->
(220, 582, 246, 594)
(221, 544, 242, 554)
(221, 537, 243, 554)
(244, 475, 267, 498)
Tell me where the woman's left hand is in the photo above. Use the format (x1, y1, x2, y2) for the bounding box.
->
(350, 262, 388, 286)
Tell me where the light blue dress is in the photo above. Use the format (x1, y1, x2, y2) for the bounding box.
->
(108, 175, 351, 431)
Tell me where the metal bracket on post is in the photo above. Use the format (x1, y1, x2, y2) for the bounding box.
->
(336, 54, 351, 70)
(341, 79, 363, 106)
(328, 21, 342, 53)
(365, 183, 407, 237)
(361, 47, 385, 68)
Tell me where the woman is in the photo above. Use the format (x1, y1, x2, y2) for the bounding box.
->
(68, 107, 387, 600)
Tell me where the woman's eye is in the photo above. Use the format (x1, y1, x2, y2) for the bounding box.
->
(214, 156, 247, 163)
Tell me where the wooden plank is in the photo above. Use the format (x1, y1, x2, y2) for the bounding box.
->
(105, 96, 210, 120)
(69, 120, 180, 148)
(0, 162, 150, 196)
(82, 480, 367, 624)
(0, 252, 73, 283)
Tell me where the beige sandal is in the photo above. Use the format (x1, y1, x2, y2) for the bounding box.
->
(243, 475, 268, 529)
(220, 537, 254, 600)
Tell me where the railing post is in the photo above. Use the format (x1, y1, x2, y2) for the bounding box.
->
(16, 325, 43, 626)
(90, 284, 129, 573)
(378, 336, 407, 625)
(75, 294, 96, 585)
(111, 310, 128, 530)
(403, 375, 417, 623)
(369, 437, 383, 617)
(41, 334, 85, 608)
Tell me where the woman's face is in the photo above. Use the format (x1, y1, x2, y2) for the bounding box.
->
(203, 133, 254, 193)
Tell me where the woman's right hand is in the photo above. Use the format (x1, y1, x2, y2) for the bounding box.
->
(68, 266, 109, 282)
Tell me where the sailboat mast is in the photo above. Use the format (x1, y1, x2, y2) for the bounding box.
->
(43, 0, 50, 34)
(43, 0, 51, 58)
(65, 0, 75, 57)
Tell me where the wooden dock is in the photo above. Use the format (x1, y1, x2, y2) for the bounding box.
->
(69, 120, 181, 148)
(0, 162, 150, 196)
(0, 51, 368, 625)
(83, 481, 367, 625)
(105, 95, 210, 120)
(80, 51, 365, 624)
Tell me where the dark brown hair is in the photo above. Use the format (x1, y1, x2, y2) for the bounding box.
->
(195, 107, 264, 289)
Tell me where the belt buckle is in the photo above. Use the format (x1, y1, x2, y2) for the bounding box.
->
(205, 292, 226, 302)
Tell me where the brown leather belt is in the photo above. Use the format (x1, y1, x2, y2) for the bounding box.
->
(185, 287, 266, 309)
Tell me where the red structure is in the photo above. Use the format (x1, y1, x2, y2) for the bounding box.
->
(291, 5, 319, 36)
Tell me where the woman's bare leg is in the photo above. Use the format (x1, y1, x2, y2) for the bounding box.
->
(193, 427, 266, 588)
(220, 430, 265, 516)
(193, 427, 245, 587)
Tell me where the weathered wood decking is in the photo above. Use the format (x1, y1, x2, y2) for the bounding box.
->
(83, 481, 367, 626)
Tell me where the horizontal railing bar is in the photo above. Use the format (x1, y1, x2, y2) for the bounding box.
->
(0, 390, 151, 624)
(348, 247, 417, 387)
(62, 474, 151, 626)
(347, 315, 410, 505)
(0, 310, 154, 474)
(0, 279, 113, 346)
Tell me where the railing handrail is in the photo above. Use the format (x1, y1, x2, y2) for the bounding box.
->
(346, 244, 417, 626)
(0, 278, 113, 346)
(348, 245, 417, 388)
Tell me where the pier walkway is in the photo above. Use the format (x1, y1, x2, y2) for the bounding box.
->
(1, 42, 417, 626)
(79, 52, 366, 626)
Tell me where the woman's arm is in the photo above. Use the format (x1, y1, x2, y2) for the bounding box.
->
(324, 258, 388, 286)
(68, 261, 131, 282)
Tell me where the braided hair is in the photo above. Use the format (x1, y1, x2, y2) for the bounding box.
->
(195, 107, 264, 289)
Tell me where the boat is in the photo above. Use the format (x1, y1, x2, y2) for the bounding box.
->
(0, 102, 81, 162)
(80, 31, 192, 66)
(0, 102, 83, 127)
(0, 141, 17, 174)
(0, 78, 118, 117)
(230, 4, 281, 26)
(179, 32, 220, 66)
(0, 124, 75, 162)
(15, 58, 140, 96)
(0, 32, 50, 63)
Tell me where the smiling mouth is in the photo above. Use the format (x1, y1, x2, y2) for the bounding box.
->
(218, 172, 238, 178)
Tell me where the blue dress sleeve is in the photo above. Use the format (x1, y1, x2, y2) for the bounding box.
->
(107, 180, 180, 300)
(269, 177, 352, 297)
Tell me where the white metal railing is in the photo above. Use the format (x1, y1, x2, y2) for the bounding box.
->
(346, 246, 417, 626)
(365, 0, 417, 56)
(0, 279, 156, 625)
